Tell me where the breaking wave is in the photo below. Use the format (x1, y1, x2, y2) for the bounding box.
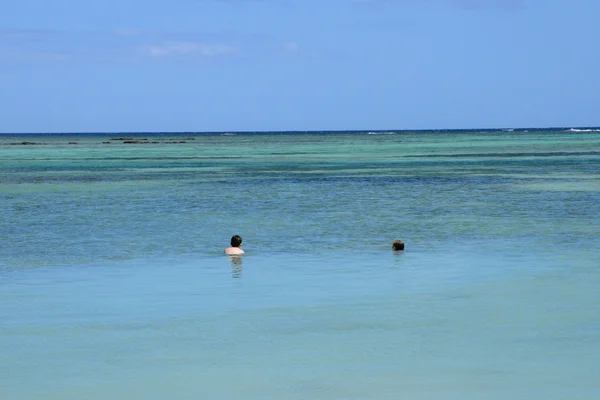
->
(568, 128, 600, 132)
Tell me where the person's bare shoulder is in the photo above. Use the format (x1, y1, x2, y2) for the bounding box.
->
(225, 247, 245, 255)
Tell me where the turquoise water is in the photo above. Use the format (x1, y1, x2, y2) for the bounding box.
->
(1, 130, 600, 399)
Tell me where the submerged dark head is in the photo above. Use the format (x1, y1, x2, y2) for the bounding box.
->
(392, 240, 404, 251)
(230, 235, 243, 247)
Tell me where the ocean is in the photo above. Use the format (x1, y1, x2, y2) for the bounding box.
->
(1, 129, 599, 399)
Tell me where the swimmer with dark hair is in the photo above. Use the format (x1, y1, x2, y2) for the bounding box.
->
(225, 235, 245, 255)
(392, 240, 404, 251)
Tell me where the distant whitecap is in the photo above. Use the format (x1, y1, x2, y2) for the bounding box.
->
(569, 128, 600, 132)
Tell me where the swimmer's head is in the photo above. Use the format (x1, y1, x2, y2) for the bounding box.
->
(230, 235, 243, 247)
(392, 240, 404, 251)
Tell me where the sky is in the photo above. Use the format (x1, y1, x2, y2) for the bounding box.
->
(1, 0, 599, 133)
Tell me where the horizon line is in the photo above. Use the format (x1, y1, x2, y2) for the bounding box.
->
(1, 126, 599, 135)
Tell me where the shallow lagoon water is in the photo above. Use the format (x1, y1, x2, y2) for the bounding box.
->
(1, 130, 600, 399)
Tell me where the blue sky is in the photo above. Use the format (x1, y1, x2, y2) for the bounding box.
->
(1, 0, 599, 132)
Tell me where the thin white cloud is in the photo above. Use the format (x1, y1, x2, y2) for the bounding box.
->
(284, 41, 299, 52)
(1, 28, 246, 64)
(0, 28, 64, 43)
(454, 0, 526, 11)
(144, 41, 238, 57)
(352, 0, 526, 11)
(113, 28, 145, 37)
(0, 50, 71, 63)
